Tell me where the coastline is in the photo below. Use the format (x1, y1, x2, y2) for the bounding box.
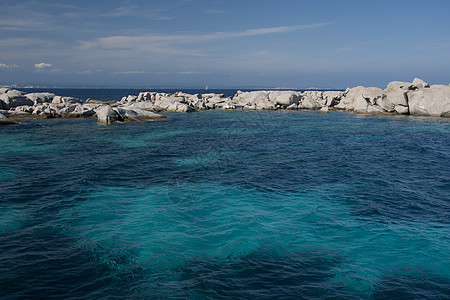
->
(1, 78, 449, 125)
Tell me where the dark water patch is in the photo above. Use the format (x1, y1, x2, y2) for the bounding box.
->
(175, 249, 361, 299)
(373, 270, 450, 299)
(0, 224, 145, 299)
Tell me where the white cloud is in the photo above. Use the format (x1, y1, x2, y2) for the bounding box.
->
(35, 62, 52, 69)
(0, 63, 19, 69)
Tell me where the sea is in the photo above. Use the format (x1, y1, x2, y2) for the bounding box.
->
(0, 88, 449, 299)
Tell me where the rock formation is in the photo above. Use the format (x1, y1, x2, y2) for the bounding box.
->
(0, 78, 448, 126)
(334, 78, 450, 117)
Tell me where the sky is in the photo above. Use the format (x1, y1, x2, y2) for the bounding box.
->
(1, 0, 450, 89)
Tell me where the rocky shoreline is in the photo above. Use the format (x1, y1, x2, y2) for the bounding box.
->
(1, 78, 449, 125)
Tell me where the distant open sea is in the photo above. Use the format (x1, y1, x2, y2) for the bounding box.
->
(1, 89, 449, 299)
(18, 88, 258, 100)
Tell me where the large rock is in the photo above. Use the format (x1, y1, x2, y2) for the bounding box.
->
(412, 78, 430, 89)
(68, 104, 99, 117)
(114, 107, 166, 122)
(154, 96, 195, 112)
(234, 91, 268, 105)
(335, 86, 384, 112)
(190, 99, 207, 110)
(298, 95, 322, 109)
(268, 91, 301, 106)
(166, 102, 195, 112)
(407, 85, 450, 117)
(137, 92, 156, 101)
(96, 105, 122, 124)
(322, 91, 343, 107)
(0, 90, 33, 109)
(233, 91, 277, 110)
(52, 96, 82, 105)
(154, 96, 184, 109)
(379, 91, 408, 112)
(25, 92, 55, 105)
(386, 81, 414, 92)
(126, 101, 162, 111)
(96, 105, 166, 124)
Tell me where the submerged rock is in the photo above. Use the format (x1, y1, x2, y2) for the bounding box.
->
(0, 113, 19, 125)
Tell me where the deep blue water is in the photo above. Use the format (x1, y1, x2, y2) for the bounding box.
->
(1, 92, 449, 299)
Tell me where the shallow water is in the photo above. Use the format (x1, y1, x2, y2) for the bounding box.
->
(0, 109, 449, 299)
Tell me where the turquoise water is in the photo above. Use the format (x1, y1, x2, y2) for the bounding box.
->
(0, 109, 449, 299)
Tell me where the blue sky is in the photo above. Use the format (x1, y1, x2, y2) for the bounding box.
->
(1, 0, 450, 88)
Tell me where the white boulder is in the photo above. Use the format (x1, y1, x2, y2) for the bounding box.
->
(96, 105, 122, 124)
(113, 107, 166, 121)
(412, 78, 430, 89)
(52, 96, 82, 105)
(335, 86, 384, 112)
(25, 93, 55, 105)
(126, 101, 162, 111)
(268, 91, 301, 106)
(0, 90, 33, 109)
(407, 85, 450, 117)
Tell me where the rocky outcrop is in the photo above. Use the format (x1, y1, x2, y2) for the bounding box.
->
(0, 77, 448, 126)
(335, 86, 384, 112)
(119, 91, 230, 112)
(408, 85, 450, 117)
(335, 78, 450, 117)
(96, 105, 166, 124)
(96, 105, 121, 124)
(51, 96, 83, 105)
(0, 90, 34, 109)
(25, 92, 55, 105)
(231, 90, 344, 110)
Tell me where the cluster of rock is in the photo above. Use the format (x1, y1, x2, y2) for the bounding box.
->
(228, 78, 450, 117)
(0, 88, 166, 125)
(335, 78, 450, 117)
(231, 90, 343, 111)
(116, 78, 449, 117)
(119, 91, 230, 112)
(1, 78, 449, 125)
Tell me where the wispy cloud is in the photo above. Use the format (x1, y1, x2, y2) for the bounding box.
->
(0, 63, 19, 69)
(205, 9, 224, 14)
(81, 22, 334, 51)
(112, 70, 210, 75)
(177, 71, 210, 75)
(112, 71, 170, 75)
